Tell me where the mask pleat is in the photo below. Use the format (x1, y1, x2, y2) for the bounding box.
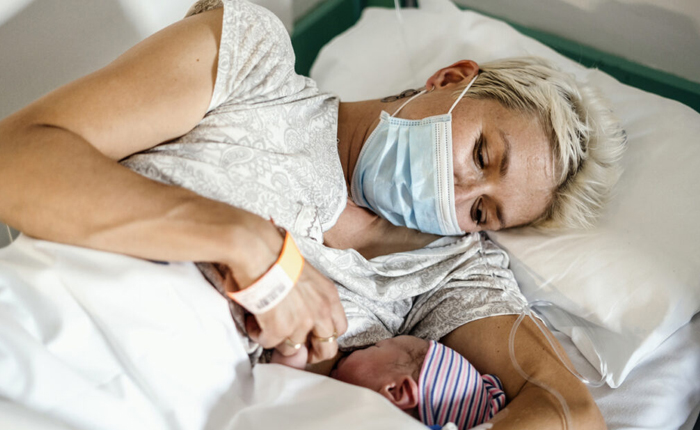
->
(409, 123, 436, 231)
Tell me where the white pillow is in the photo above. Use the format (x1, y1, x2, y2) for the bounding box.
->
(310, 0, 700, 387)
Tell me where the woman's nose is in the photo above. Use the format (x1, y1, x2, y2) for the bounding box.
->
(454, 182, 480, 204)
(453, 171, 498, 205)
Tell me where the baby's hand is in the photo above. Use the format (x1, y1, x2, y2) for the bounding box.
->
(270, 345, 309, 369)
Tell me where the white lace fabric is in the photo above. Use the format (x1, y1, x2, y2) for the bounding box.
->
(123, 0, 347, 242)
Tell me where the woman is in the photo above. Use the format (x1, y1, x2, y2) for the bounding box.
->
(0, 0, 624, 428)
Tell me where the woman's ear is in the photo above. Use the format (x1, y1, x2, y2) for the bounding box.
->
(426, 59, 479, 91)
(380, 375, 419, 411)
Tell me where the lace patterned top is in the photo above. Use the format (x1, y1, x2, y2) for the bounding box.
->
(122, 0, 346, 242)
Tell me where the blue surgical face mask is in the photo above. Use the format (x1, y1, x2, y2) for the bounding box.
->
(351, 75, 479, 236)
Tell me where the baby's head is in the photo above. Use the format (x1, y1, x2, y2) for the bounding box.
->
(331, 335, 506, 430)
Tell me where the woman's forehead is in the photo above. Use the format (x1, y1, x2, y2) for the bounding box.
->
(499, 137, 556, 227)
(457, 97, 556, 229)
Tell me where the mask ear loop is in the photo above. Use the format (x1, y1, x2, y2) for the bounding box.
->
(447, 74, 479, 115)
(391, 89, 427, 117)
(475, 232, 574, 430)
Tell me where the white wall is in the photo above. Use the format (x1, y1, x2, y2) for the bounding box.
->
(454, 0, 700, 84)
(0, 0, 195, 248)
(0, 0, 196, 121)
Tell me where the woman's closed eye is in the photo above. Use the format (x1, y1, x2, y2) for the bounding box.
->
(472, 197, 486, 226)
(474, 133, 487, 169)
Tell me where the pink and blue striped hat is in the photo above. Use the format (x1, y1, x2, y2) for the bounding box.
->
(418, 340, 506, 430)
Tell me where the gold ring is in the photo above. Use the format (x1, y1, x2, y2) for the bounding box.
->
(284, 339, 303, 350)
(313, 331, 338, 343)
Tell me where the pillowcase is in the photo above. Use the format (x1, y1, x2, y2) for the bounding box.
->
(310, 0, 700, 387)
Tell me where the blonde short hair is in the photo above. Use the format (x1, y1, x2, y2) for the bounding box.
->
(453, 57, 626, 230)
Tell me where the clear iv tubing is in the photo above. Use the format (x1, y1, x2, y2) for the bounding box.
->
(5, 224, 12, 244)
(392, 0, 418, 80)
(475, 232, 606, 430)
(393, 0, 404, 23)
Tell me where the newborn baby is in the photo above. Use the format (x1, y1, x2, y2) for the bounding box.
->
(271, 336, 506, 430)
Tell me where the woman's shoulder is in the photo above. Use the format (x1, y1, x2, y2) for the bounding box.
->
(185, 0, 224, 17)
(188, 0, 306, 111)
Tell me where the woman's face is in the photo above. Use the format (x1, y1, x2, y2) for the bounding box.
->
(397, 92, 557, 232)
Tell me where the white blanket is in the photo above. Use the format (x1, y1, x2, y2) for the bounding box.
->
(0, 236, 700, 430)
(0, 236, 424, 430)
(2, 235, 698, 429)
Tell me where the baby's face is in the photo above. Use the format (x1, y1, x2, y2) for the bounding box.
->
(331, 335, 428, 391)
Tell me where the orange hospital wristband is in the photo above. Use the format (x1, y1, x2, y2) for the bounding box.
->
(227, 229, 305, 315)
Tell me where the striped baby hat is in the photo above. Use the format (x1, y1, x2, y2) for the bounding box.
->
(418, 341, 506, 430)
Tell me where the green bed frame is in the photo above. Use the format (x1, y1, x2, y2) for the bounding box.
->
(290, 0, 700, 114)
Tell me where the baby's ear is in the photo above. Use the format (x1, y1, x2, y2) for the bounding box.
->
(381, 375, 419, 411)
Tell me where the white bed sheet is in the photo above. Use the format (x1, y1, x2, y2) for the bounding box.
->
(555, 315, 700, 430)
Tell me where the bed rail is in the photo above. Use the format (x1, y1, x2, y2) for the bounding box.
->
(290, 0, 700, 113)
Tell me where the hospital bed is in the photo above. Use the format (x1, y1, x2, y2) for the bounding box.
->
(1, 0, 699, 429)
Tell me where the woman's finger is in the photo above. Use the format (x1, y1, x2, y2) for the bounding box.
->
(245, 314, 262, 341)
(305, 264, 348, 337)
(254, 301, 295, 348)
(307, 327, 340, 363)
(291, 264, 346, 362)
(328, 290, 348, 337)
(274, 311, 314, 357)
(275, 336, 308, 357)
(270, 345, 308, 369)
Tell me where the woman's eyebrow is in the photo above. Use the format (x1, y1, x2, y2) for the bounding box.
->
(498, 129, 511, 178)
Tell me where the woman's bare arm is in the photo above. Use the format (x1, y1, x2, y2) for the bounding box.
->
(0, 9, 283, 280)
(442, 316, 606, 430)
(0, 8, 347, 361)
(0, 9, 226, 253)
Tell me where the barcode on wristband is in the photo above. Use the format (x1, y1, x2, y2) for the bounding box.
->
(254, 282, 286, 309)
(229, 265, 294, 314)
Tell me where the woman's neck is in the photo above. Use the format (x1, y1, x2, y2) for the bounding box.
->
(337, 100, 377, 192)
(337, 97, 409, 192)
(324, 199, 440, 260)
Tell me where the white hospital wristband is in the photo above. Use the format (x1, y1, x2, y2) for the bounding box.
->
(227, 229, 304, 315)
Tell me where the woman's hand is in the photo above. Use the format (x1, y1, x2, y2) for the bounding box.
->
(246, 263, 347, 363)
(223, 216, 347, 364)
